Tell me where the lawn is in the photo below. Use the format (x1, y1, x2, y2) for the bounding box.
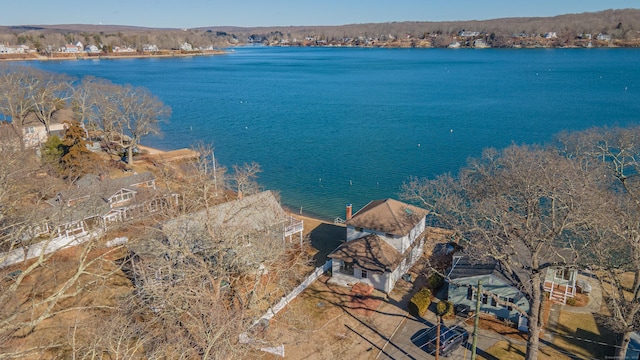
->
(552, 310, 616, 359)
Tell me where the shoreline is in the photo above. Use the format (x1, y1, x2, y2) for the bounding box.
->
(0, 50, 227, 62)
(137, 144, 336, 223)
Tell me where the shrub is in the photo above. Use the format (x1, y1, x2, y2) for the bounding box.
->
(408, 288, 431, 317)
(436, 300, 454, 317)
(427, 273, 444, 290)
(566, 297, 577, 306)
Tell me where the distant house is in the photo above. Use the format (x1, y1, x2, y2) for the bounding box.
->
(85, 44, 100, 53)
(544, 32, 558, 39)
(41, 172, 178, 239)
(180, 42, 193, 51)
(447, 256, 531, 331)
(328, 199, 429, 293)
(0, 44, 29, 54)
(597, 33, 612, 41)
(143, 44, 158, 52)
(21, 108, 71, 148)
(113, 46, 135, 53)
(459, 30, 480, 37)
(64, 44, 80, 53)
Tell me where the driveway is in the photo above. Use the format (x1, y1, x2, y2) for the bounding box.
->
(378, 309, 510, 360)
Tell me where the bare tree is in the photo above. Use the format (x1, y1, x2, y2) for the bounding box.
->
(557, 126, 640, 359)
(118, 84, 170, 164)
(0, 65, 37, 147)
(232, 162, 262, 197)
(402, 144, 595, 360)
(28, 70, 73, 135)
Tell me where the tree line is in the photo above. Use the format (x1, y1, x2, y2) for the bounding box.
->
(401, 126, 640, 359)
(1, 8, 639, 51)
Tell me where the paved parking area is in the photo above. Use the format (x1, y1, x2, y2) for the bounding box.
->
(378, 312, 506, 360)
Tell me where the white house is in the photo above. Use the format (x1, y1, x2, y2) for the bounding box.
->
(64, 44, 80, 53)
(85, 44, 100, 53)
(143, 44, 159, 52)
(328, 199, 428, 293)
(21, 108, 71, 148)
(597, 33, 612, 41)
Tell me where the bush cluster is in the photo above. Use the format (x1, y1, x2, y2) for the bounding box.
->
(436, 300, 454, 317)
(408, 287, 432, 317)
(427, 273, 444, 290)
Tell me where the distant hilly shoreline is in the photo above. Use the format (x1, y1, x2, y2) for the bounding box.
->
(3, 8, 639, 33)
(1, 9, 639, 50)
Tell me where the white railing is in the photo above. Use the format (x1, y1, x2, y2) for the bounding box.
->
(255, 260, 332, 326)
(0, 230, 100, 268)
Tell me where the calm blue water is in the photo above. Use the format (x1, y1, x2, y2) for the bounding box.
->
(25, 47, 640, 220)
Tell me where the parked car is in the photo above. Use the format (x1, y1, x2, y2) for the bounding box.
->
(420, 323, 469, 357)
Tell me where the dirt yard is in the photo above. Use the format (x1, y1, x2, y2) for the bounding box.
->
(256, 216, 424, 359)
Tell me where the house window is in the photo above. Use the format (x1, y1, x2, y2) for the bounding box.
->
(26, 126, 35, 134)
(491, 296, 498, 307)
(355, 227, 363, 232)
(481, 294, 488, 305)
(555, 268, 572, 281)
(467, 286, 478, 301)
(339, 261, 354, 275)
(361, 269, 368, 279)
(507, 297, 515, 311)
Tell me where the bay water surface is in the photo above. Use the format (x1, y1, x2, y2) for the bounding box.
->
(26, 47, 640, 220)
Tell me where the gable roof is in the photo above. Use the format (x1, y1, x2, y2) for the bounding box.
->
(448, 256, 506, 281)
(47, 172, 155, 207)
(22, 108, 74, 128)
(328, 234, 403, 273)
(347, 198, 427, 236)
(162, 190, 287, 243)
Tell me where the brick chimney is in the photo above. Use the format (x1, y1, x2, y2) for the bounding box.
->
(346, 204, 352, 221)
(238, 190, 243, 200)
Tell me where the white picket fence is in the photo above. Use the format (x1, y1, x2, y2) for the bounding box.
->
(0, 231, 100, 268)
(255, 259, 332, 326)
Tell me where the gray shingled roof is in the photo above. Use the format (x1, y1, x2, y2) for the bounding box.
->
(44, 172, 156, 224)
(328, 234, 403, 273)
(346, 198, 428, 237)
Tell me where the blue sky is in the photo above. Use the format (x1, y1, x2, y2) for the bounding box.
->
(2, 0, 638, 28)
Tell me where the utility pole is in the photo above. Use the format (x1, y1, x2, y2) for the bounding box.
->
(435, 315, 441, 360)
(471, 279, 482, 360)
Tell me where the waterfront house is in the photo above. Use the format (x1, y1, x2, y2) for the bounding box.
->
(447, 256, 530, 331)
(85, 44, 100, 53)
(40, 172, 178, 239)
(126, 190, 303, 286)
(328, 198, 429, 293)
